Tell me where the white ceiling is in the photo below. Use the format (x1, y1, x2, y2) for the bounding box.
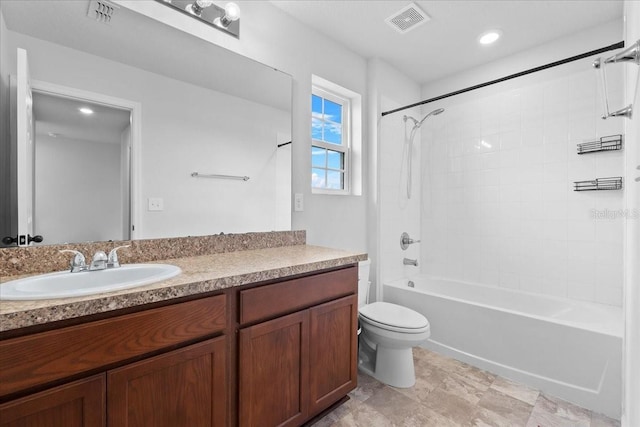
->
(33, 92, 131, 145)
(1, 0, 291, 111)
(269, 0, 624, 85)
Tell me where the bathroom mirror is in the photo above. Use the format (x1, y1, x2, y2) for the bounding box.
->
(0, 0, 292, 247)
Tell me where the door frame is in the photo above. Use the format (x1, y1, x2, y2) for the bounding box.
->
(29, 79, 142, 240)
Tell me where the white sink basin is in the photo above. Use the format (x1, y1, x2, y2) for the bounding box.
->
(0, 264, 182, 300)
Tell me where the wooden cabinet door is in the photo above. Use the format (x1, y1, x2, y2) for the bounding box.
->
(239, 311, 309, 427)
(308, 295, 358, 416)
(0, 374, 105, 427)
(107, 337, 227, 427)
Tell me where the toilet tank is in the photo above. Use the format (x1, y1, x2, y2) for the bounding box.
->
(358, 259, 371, 306)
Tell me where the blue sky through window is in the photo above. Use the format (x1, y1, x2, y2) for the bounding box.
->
(324, 100, 342, 124)
(327, 150, 342, 169)
(312, 90, 346, 191)
(312, 94, 342, 145)
(312, 147, 326, 167)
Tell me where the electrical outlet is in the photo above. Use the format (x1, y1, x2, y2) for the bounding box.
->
(148, 197, 164, 211)
(294, 193, 303, 212)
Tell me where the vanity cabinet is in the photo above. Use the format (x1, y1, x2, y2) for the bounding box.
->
(108, 337, 227, 427)
(308, 295, 358, 415)
(0, 295, 227, 427)
(238, 268, 358, 427)
(0, 265, 358, 427)
(239, 311, 310, 427)
(0, 375, 105, 427)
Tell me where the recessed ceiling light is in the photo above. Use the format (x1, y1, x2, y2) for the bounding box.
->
(79, 107, 94, 115)
(479, 30, 502, 45)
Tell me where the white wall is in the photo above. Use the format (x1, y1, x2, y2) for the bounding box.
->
(420, 20, 626, 307)
(623, 1, 640, 425)
(3, 29, 291, 239)
(35, 136, 122, 243)
(116, 1, 369, 252)
(367, 58, 422, 298)
(0, 9, 13, 245)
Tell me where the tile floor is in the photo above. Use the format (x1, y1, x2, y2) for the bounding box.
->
(314, 347, 620, 427)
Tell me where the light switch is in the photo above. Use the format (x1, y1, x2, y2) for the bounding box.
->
(148, 197, 164, 211)
(294, 193, 303, 212)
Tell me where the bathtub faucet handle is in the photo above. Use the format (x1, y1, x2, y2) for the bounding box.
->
(400, 232, 421, 250)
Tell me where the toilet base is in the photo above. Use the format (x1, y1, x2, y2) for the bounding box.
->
(358, 334, 416, 388)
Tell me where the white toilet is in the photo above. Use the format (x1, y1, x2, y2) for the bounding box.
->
(357, 259, 430, 388)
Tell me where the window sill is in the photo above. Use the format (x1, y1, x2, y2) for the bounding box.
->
(312, 188, 352, 196)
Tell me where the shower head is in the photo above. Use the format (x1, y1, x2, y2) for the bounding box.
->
(404, 108, 444, 128)
(417, 108, 444, 127)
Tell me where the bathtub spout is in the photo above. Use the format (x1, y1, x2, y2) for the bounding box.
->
(403, 258, 418, 266)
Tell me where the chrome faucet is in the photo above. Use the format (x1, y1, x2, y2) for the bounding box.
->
(403, 258, 418, 266)
(60, 249, 88, 273)
(400, 232, 421, 250)
(90, 251, 108, 270)
(60, 246, 130, 273)
(107, 245, 130, 268)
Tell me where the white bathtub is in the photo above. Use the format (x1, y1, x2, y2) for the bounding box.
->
(384, 276, 622, 419)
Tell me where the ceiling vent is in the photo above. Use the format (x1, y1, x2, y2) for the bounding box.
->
(385, 3, 430, 34)
(87, 0, 118, 25)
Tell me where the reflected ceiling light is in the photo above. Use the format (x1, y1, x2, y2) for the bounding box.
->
(157, 0, 240, 38)
(79, 107, 94, 115)
(478, 30, 502, 45)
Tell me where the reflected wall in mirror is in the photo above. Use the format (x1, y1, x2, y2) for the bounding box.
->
(33, 90, 132, 244)
(0, 0, 292, 247)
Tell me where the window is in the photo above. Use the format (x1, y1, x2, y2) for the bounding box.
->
(311, 87, 350, 193)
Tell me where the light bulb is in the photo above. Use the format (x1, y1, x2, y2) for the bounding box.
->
(224, 2, 240, 21)
(185, 0, 213, 16)
(196, 0, 214, 7)
(214, 2, 241, 28)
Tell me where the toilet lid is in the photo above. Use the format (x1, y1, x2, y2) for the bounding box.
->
(359, 302, 429, 330)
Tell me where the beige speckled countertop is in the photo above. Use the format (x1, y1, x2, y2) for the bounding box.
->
(0, 245, 366, 332)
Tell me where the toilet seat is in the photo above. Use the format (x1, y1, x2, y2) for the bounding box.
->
(359, 302, 430, 334)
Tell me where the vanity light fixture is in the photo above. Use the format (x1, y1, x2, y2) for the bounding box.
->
(157, 0, 241, 38)
(478, 30, 502, 45)
(79, 107, 94, 115)
(214, 2, 240, 29)
(185, 0, 213, 16)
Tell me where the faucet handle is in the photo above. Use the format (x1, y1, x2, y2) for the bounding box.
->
(59, 250, 87, 272)
(400, 232, 421, 250)
(107, 245, 130, 268)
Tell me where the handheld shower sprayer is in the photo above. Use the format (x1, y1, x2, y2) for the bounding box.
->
(403, 108, 445, 129)
(401, 107, 445, 199)
(403, 115, 419, 126)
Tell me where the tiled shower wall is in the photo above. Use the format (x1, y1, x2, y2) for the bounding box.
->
(422, 64, 625, 306)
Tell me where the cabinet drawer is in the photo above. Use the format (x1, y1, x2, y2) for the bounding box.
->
(240, 266, 357, 325)
(0, 295, 226, 398)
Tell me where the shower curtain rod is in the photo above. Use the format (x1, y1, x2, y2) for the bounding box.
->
(381, 41, 625, 117)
